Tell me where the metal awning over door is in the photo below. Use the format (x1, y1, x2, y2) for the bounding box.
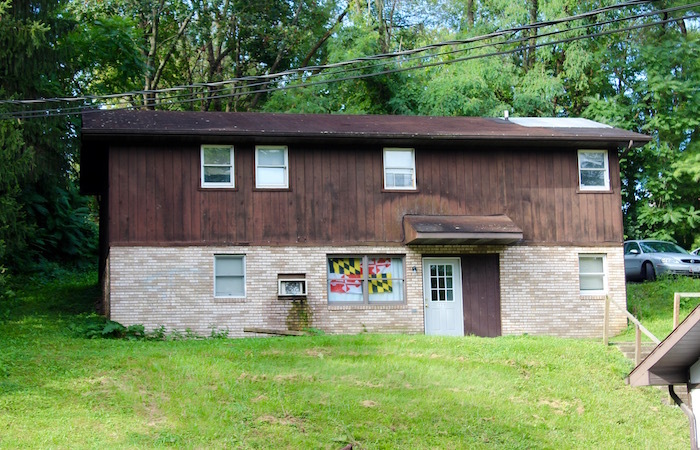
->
(403, 214, 523, 245)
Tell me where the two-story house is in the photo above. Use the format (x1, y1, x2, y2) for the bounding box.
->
(80, 111, 650, 338)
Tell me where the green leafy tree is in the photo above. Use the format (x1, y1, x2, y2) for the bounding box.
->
(0, 0, 98, 276)
(585, 7, 699, 248)
(73, 0, 339, 111)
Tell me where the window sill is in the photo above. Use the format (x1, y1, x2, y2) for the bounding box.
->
(213, 297, 246, 304)
(199, 187, 238, 192)
(253, 187, 292, 192)
(580, 293, 607, 300)
(381, 188, 419, 193)
(576, 188, 613, 194)
(328, 303, 407, 311)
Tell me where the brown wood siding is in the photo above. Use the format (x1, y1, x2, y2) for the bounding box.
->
(461, 254, 501, 337)
(107, 143, 624, 246)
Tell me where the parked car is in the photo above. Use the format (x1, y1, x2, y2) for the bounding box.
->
(692, 248, 700, 255)
(624, 240, 700, 281)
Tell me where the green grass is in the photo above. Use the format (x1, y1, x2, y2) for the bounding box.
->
(615, 276, 700, 342)
(0, 271, 690, 449)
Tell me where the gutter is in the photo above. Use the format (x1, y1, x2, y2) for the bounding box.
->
(669, 385, 698, 450)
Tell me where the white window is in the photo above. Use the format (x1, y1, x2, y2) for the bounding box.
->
(327, 256, 405, 304)
(255, 145, 289, 189)
(201, 145, 234, 188)
(383, 148, 416, 190)
(579, 254, 606, 295)
(214, 255, 245, 297)
(578, 149, 610, 191)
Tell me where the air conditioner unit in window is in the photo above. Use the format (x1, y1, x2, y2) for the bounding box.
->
(278, 279, 307, 297)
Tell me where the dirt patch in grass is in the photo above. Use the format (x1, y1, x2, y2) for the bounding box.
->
(257, 414, 306, 432)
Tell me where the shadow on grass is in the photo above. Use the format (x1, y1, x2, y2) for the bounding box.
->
(1, 269, 99, 322)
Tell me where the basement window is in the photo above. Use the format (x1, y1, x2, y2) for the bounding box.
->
(579, 254, 606, 295)
(214, 255, 245, 298)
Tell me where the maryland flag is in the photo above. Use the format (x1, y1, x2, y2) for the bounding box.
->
(368, 273, 392, 293)
(368, 258, 393, 293)
(330, 258, 362, 276)
(328, 257, 393, 295)
(329, 258, 363, 294)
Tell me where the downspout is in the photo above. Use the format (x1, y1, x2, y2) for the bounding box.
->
(669, 385, 698, 450)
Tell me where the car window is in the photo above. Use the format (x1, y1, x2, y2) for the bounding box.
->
(624, 242, 640, 254)
(639, 241, 688, 254)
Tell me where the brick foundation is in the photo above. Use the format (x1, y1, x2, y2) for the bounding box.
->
(107, 244, 627, 338)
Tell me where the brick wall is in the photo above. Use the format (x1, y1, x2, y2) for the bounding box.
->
(499, 246, 627, 337)
(108, 244, 627, 338)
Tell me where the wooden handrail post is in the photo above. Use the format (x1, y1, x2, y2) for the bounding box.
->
(674, 293, 681, 330)
(607, 296, 661, 344)
(635, 325, 642, 366)
(672, 293, 700, 330)
(603, 295, 610, 345)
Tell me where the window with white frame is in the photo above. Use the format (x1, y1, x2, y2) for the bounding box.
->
(214, 255, 245, 297)
(327, 255, 405, 304)
(201, 145, 235, 188)
(383, 148, 416, 190)
(577, 149, 610, 191)
(255, 145, 289, 189)
(579, 254, 606, 295)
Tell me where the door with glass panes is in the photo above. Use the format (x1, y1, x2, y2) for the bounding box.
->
(423, 258, 464, 336)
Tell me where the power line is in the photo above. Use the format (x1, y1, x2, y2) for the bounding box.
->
(1, 0, 654, 106)
(2, 0, 697, 119)
(135, 8, 700, 113)
(160, 13, 699, 108)
(1, 0, 658, 108)
(7, 9, 697, 119)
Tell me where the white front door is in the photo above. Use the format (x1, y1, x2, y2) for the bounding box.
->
(423, 258, 464, 336)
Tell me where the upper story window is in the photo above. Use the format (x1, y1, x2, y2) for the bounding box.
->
(579, 254, 606, 295)
(577, 149, 610, 191)
(201, 145, 234, 188)
(256, 145, 289, 189)
(383, 148, 416, 190)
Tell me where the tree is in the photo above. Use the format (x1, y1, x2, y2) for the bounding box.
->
(584, 2, 699, 248)
(0, 0, 98, 275)
(73, 0, 339, 111)
(263, 0, 437, 114)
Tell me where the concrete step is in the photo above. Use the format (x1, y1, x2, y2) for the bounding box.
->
(614, 342, 658, 362)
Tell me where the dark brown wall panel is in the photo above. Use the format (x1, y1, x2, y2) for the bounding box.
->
(108, 143, 624, 246)
(462, 254, 501, 337)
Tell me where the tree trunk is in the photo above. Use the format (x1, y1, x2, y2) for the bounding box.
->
(526, 0, 538, 71)
(249, 0, 305, 109)
(301, 6, 349, 68)
(375, 0, 389, 53)
(466, 0, 474, 30)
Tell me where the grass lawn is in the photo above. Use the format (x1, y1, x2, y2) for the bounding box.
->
(615, 276, 700, 342)
(0, 270, 690, 449)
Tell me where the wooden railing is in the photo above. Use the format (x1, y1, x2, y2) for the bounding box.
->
(673, 293, 700, 329)
(605, 292, 700, 366)
(604, 296, 660, 366)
